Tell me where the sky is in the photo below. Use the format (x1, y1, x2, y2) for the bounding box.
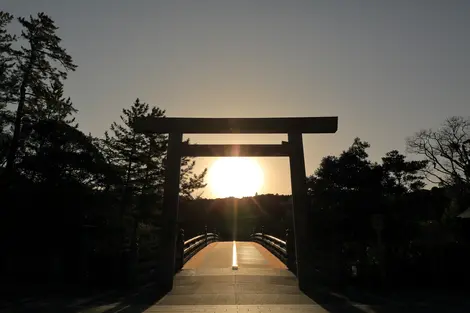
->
(3, 0, 470, 198)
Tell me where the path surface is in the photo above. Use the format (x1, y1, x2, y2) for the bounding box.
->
(140, 242, 371, 312)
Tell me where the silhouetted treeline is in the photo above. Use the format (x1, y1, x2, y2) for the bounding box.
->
(0, 12, 206, 292)
(305, 130, 470, 288)
(179, 194, 292, 241)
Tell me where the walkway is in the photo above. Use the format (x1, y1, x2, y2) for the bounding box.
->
(143, 242, 365, 312)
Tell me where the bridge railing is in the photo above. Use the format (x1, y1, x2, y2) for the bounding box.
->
(175, 226, 220, 272)
(131, 226, 220, 285)
(250, 227, 296, 273)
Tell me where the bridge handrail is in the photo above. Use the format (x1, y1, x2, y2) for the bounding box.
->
(184, 234, 205, 246)
(176, 228, 220, 271)
(134, 227, 220, 284)
(264, 234, 286, 246)
(183, 233, 217, 256)
(250, 228, 295, 273)
(251, 233, 286, 257)
(251, 232, 286, 246)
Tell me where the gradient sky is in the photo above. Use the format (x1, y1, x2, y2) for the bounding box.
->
(4, 1, 470, 198)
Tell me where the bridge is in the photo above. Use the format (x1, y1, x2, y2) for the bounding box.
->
(117, 228, 380, 313)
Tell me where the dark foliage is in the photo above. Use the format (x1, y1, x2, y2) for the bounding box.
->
(0, 11, 207, 293)
(306, 135, 470, 288)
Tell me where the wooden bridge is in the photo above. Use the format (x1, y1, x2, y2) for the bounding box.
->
(153, 241, 317, 312)
(110, 230, 384, 313)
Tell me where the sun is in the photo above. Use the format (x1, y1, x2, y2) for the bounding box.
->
(208, 157, 264, 198)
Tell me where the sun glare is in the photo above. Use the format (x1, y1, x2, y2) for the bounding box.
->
(208, 157, 264, 198)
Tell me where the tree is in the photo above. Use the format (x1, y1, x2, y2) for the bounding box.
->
(18, 81, 79, 172)
(3, 12, 77, 180)
(26, 80, 77, 125)
(103, 99, 207, 247)
(103, 99, 167, 214)
(308, 140, 383, 241)
(19, 120, 119, 187)
(407, 116, 470, 216)
(0, 11, 16, 167)
(306, 138, 387, 280)
(406, 116, 470, 187)
(179, 153, 208, 200)
(310, 138, 383, 200)
(0, 11, 16, 106)
(381, 150, 428, 194)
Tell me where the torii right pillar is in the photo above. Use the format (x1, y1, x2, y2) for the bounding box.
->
(288, 132, 312, 292)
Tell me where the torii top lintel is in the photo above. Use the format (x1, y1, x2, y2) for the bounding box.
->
(133, 116, 338, 134)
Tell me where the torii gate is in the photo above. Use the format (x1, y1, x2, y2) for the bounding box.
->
(133, 116, 338, 292)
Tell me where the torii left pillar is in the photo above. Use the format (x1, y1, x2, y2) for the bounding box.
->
(158, 132, 182, 292)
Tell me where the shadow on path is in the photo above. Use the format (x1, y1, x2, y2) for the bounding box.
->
(0, 283, 168, 313)
(304, 284, 470, 313)
(75, 283, 168, 313)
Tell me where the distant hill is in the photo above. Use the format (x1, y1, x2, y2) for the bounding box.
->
(179, 194, 293, 241)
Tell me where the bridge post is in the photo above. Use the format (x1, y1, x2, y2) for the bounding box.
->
(261, 226, 264, 238)
(204, 225, 208, 246)
(286, 228, 296, 273)
(175, 228, 184, 272)
(159, 132, 183, 292)
(288, 132, 312, 291)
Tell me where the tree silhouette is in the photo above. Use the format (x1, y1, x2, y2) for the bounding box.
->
(102, 99, 207, 253)
(0, 12, 16, 167)
(0, 12, 16, 106)
(407, 116, 470, 187)
(382, 150, 428, 194)
(3, 12, 77, 182)
(407, 116, 470, 217)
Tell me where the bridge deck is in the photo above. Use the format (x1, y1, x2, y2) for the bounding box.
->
(145, 242, 324, 312)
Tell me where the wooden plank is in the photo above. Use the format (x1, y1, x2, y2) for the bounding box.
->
(133, 116, 338, 134)
(181, 143, 290, 157)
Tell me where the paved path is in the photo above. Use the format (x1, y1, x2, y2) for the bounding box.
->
(142, 242, 372, 312)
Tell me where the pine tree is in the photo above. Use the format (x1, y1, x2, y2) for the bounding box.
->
(180, 156, 207, 200)
(3, 12, 77, 179)
(0, 11, 16, 166)
(0, 12, 15, 101)
(27, 80, 77, 126)
(104, 99, 167, 205)
(103, 99, 207, 237)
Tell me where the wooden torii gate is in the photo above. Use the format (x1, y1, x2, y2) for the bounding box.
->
(133, 116, 338, 292)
